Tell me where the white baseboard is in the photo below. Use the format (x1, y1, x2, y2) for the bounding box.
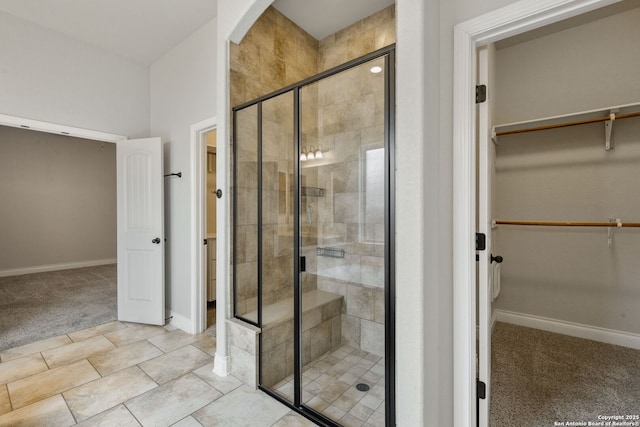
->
(495, 309, 640, 350)
(213, 354, 230, 377)
(0, 258, 117, 277)
(166, 310, 194, 334)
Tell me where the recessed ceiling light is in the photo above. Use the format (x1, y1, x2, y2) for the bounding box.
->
(370, 66, 383, 74)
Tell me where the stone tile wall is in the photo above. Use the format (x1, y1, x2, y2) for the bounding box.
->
(318, 5, 396, 72)
(227, 319, 261, 388)
(261, 295, 342, 388)
(230, 6, 318, 108)
(230, 4, 395, 360)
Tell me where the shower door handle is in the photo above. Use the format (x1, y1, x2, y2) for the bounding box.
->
(300, 256, 306, 272)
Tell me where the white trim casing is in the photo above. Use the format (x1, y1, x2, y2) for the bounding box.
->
(190, 117, 218, 335)
(0, 113, 126, 143)
(213, 0, 272, 381)
(0, 258, 117, 277)
(453, 1, 621, 426)
(495, 309, 640, 350)
(214, 39, 231, 377)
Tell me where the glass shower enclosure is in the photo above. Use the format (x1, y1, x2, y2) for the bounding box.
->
(233, 46, 395, 427)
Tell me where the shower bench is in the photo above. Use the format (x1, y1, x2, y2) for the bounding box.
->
(257, 289, 344, 388)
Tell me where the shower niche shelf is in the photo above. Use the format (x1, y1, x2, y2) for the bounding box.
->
(317, 246, 345, 258)
(301, 186, 325, 197)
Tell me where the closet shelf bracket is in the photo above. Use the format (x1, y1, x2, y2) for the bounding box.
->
(608, 217, 622, 247)
(604, 109, 618, 151)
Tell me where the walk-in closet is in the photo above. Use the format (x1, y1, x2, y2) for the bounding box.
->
(481, 1, 640, 424)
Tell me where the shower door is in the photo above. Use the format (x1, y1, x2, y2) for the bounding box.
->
(233, 46, 395, 427)
(297, 54, 391, 426)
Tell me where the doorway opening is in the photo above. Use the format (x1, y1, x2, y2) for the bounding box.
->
(454, 0, 636, 426)
(0, 117, 124, 351)
(204, 128, 218, 330)
(477, 2, 640, 425)
(191, 116, 218, 335)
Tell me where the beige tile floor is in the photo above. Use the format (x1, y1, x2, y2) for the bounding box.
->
(0, 321, 317, 427)
(272, 346, 385, 427)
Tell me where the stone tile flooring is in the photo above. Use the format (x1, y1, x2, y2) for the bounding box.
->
(0, 321, 316, 426)
(273, 346, 385, 427)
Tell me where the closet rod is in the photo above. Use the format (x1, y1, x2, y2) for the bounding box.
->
(495, 220, 640, 227)
(495, 111, 640, 137)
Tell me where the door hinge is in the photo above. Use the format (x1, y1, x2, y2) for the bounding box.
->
(476, 85, 487, 103)
(476, 233, 486, 251)
(477, 379, 486, 399)
(204, 239, 208, 245)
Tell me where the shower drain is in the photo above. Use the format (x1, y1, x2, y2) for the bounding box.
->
(356, 383, 370, 392)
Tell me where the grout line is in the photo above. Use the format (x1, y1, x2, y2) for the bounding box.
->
(41, 352, 51, 370)
(3, 384, 13, 413)
(85, 355, 104, 378)
(60, 392, 78, 425)
(145, 339, 167, 355)
(123, 402, 145, 426)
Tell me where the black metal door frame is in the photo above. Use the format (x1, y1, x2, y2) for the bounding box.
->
(232, 45, 396, 427)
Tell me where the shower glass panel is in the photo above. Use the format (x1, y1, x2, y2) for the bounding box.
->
(232, 46, 394, 427)
(259, 90, 295, 400)
(233, 105, 259, 324)
(299, 56, 387, 423)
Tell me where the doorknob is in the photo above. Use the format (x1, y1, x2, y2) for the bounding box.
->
(152, 238, 161, 244)
(491, 254, 503, 263)
(215, 189, 222, 199)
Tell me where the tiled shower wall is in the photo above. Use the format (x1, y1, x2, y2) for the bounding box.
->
(231, 7, 318, 319)
(230, 7, 318, 108)
(312, 6, 395, 358)
(311, 59, 388, 358)
(230, 5, 395, 356)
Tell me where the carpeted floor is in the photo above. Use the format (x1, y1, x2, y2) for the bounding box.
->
(0, 264, 117, 351)
(490, 322, 640, 426)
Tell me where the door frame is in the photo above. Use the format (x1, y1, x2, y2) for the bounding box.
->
(190, 116, 217, 334)
(452, 0, 621, 426)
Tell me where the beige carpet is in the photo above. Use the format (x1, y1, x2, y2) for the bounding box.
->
(490, 322, 640, 426)
(0, 265, 117, 351)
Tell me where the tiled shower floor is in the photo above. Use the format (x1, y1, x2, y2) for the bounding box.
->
(272, 345, 385, 427)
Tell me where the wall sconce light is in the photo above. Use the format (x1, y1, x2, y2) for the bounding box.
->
(300, 146, 323, 162)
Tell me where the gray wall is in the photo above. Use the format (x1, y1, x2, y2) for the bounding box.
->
(394, 0, 523, 424)
(150, 18, 217, 321)
(0, 126, 116, 271)
(494, 6, 640, 124)
(493, 6, 640, 333)
(0, 11, 150, 138)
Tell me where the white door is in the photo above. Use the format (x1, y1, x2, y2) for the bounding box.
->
(116, 137, 165, 325)
(477, 43, 496, 427)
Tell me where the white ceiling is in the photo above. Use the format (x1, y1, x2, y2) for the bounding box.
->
(0, 0, 394, 66)
(273, 0, 395, 40)
(0, 0, 218, 65)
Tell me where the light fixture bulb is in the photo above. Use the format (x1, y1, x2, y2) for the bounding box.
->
(315, 146, 323, 159)
(370, 66, 383, 74)
(307, 146, 315, 160)
(300, 147, 307, 161)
